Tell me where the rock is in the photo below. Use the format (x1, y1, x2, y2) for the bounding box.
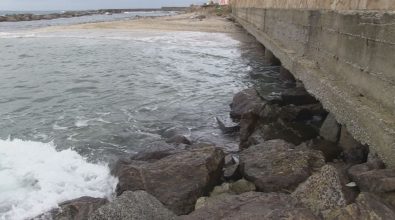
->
(239, 112, 259, 149)
(179, 192, 319, 220)
(280, 86, 318, 106)
(348, 159, 385, 181)
(230, 88, 265, 120)
(223, 163, 240, 180)
(300, 138, 343, 162)
(38, 197, 108, 220)
(216, 117, 240, 134)
(292, 165, 350, 215)
(320, 113, 341, 143)
(279, 66, 296, 84)
(325, 192, 395, 220)
(195, 197, 209, 210)
(350, 168, 395, 193)
(230, 178, 256, 194)
(211, 183, 231, 196)
(112, 146, 225, 215)
(239, 139, 325, 192)
(90, 191, 176, 220)
(128, 141, 181, 162)
(165, 135, 191, 145)
(339, 127, 369, 164)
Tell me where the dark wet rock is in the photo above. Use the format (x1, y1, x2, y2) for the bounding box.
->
(239, 112, 259, 149)
(112, 146, 225, 215)
(300, 138, 343, 162)
(280, 86, 318, 106)
(279, 66, 296, 84)
(239, 139, 325, 192)
(223, 154, 241, 180)
(223, 163, 241, 180)
(40, 197, 108, 220)
(216, 117, 240, 134)
(350, 168, 395, 193)
(339, 127, 369, 164)
(292, 165, 352, 216)
(165, 135, 191, 145)
(180, 192, 319, 220)
(0, 16, 6, 22)
(325, 192, 395, 220)
(348, 159, 386, 181)
(89, 191, 176, 220)
(245, 118, 319, 147)
(230, 88, 265, 120)
(128, 141, 182, 162)
(320, 113, 341, 143)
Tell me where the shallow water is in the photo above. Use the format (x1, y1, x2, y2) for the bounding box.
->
(0, 17, 283, 219)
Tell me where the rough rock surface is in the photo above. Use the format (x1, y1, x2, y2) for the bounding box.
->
(292, 165, 348, 215)
(239, 139, 325, 192)
(112, 146, 225, 215)
(210, 179, 256, 197)
(40, 197, 108, 220)
(90, 191, 176, 220)
(180, 192, 319, 220)
(300, 138, 342, 162)
(325, 192, 395, 220)
(351, 168, 395, 193)
(230, 88, 265, 120)
(320, 113, 341, 143)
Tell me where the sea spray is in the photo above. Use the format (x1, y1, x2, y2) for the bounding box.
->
(0, 139, 118, 220)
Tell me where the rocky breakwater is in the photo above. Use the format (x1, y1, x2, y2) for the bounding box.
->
(36, 71, 395, 219)
(0, 9, 160, 22)
(0, 11, 98, 22)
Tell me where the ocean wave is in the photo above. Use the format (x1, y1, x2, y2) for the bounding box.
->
(0, 139, 117, 220)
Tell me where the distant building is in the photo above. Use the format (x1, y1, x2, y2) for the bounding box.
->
(213, 0, 230, 5)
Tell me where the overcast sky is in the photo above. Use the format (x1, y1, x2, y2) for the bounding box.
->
(0, 0, 207, 11)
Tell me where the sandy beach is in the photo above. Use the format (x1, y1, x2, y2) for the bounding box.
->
(37, 12, 242, 33)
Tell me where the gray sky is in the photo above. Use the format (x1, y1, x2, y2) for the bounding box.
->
(0, 0, 207, 11)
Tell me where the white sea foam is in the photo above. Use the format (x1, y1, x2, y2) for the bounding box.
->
(0, 139, 118, 220)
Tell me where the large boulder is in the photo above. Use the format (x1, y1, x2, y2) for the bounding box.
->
(230, 88, 265, 120)
(292, 165, 353, 216)
(90, 191, 176, 220)
(320, 113, 341, 143)
(112, 146, 225, 215)
(350, 168, 395, 193)
(239, 139, 325, 192)
(179, 192, 319, 220)
(38, 197, 108, 220)
(325, 192, 395, 220)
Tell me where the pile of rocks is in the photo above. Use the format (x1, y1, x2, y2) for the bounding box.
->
(38, 71, 395, 220)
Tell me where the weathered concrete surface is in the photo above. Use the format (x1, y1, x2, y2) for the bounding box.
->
(232, 3, 395, 167)
(232, 0, 395, 10)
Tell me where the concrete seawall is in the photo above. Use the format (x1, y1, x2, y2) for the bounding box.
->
(232, 0, 395, 166)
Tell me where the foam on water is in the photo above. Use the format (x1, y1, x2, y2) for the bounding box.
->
(0, 139, 117, 220)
